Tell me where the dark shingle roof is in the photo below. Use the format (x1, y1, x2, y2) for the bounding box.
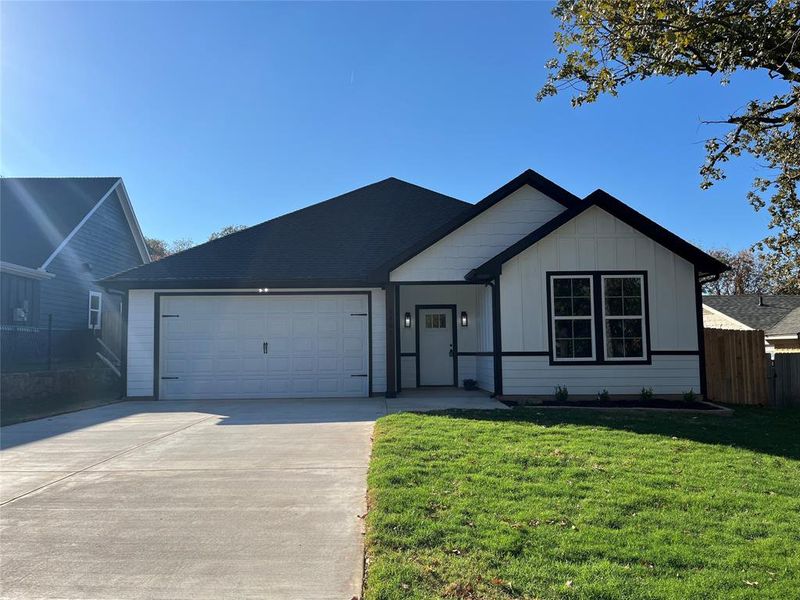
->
(703, 295, 800, 334)
(1, 177, 120, 268)
(104, 178, 470, 287)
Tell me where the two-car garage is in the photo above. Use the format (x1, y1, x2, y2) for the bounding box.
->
(156, 294, 371, 400)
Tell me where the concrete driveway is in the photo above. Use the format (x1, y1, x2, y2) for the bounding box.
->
(0, 393, 505, 600)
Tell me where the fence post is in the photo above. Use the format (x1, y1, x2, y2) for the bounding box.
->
(47, 314, 53, 371)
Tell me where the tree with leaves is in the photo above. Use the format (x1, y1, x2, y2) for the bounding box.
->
(703, 247, 767, 294)
(145, 226, 247, 260)
(538, 0, 799, 293)
(208, 224, 248, 241)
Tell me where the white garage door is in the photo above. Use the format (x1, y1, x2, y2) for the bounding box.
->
(158, 294, 369, 400)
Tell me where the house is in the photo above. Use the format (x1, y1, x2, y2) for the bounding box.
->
(703, 295, 800, 354)
(103, 170, 728, 400)
(1, 177, 150, 367)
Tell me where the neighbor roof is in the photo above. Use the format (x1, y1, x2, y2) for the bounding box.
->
(703, 295, 800, 335)
(466, 189, 729, 281)
(1, 177, 121, 268)
(104, 178, 470, 288)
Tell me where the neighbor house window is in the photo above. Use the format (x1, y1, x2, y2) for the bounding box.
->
(548, 272, 649, 364)
(550, 275, 594, 361)
(88, 291, 102, 330)
(602, 275, 646, 360)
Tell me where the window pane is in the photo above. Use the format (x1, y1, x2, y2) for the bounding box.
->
(604, 278, 623, 297)
(573, 319, 592, 338)
(623, 319, 642, 338)
(625, 338, 643, 357)
(439, 314, 446, 328)
(573, 297, 592, 316)
(425, 314, 432, 328)
(553, 279, 572, 297)
(555, 339, 573, 358)
(607, 338, 625, 358)
(572, 278, 591, 297)
(623, 277, 641, 296)
(605, 297, 624, 316)
(554, 298, 572, 317)
(90, 295, 100, 310)
(574, 338, 592, 358)
(555, 320, 573, 339)
(89, 311, 99, 326)
(607, 319, 624, 337)
(623, 297, 642, 316)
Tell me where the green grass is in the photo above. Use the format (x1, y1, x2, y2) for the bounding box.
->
(365, 407, 800, 599)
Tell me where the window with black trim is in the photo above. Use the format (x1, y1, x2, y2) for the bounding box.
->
(602, 275, 646, 360)
(550, 276, 594, 360)
(548, 272, 649, 364)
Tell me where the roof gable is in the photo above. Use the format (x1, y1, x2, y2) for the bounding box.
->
(467, 189, 729, 281)
(370, 169, 582, 280)
(104, 178, 470, 287)
(1, 177, 120, 268)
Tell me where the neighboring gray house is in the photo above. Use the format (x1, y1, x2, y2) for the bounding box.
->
(703, 295, 800, 354)
(104, 170, 728, 401)
(1, 177, 150, 365)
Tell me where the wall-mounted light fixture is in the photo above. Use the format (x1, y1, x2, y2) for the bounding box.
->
(404, 312, 412, 328)
(461, 311, 468, 327)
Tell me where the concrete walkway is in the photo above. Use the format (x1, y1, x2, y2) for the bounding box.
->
(0, 393, 506, 600)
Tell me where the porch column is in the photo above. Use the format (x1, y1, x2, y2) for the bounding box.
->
(385, 282, 398, 398)
(491, 277, 503, 396)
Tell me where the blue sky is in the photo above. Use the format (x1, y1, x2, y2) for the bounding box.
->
(1, 1, 776, 250)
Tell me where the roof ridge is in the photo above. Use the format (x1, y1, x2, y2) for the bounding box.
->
(0, 176, 121, 180)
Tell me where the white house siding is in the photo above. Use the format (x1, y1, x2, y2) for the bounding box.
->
(502, 355, 701, 395)
(390, 185, 567, 282)
(499, 205, 701, 395)
(397, 284, 481, 388)
(125, 287, 386, 398)
(476, 284, 494, 392)
(127, 289, 155, 397)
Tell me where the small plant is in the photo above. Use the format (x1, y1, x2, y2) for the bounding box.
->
(597, 389, 610, 401)
(683, 389, 697, 402)
(463, 378, 478, 391)
(640, 387, 654, 401)
(554, 385, 569, 402)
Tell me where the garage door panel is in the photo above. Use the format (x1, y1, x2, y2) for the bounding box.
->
(159, 294, 369, 400)
(267, 356, 291, 373)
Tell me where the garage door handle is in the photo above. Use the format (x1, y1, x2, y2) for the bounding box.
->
(263, 342, 269, 354)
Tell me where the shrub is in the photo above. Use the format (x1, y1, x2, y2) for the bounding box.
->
(597, 389, 610, 401)
(463, 379, 478, 391)
(640, 387, 654, 401)
(683, 389, 697, 402)
(554, 385, 569, 402)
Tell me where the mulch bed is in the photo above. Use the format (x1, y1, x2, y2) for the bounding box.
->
(499, 398, 724, 411)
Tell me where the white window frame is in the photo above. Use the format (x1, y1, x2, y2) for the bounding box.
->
(600, 274, 647, 362)
(550, 274, 595, 362)
(88, 290, 102, 330)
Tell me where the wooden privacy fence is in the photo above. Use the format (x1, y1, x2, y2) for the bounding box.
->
(704, 329, 769, 405)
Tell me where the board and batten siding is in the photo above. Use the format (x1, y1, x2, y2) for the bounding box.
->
(499, 205, 701, 395)
(40, 189, 145, 330)
(390, 185, 567, 282)
(125, 288, 387, 398)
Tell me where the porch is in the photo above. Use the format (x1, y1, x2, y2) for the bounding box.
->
(385, 282, 499, 398)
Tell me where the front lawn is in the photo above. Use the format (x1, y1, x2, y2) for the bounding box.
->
(365, 407, 800, 599)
